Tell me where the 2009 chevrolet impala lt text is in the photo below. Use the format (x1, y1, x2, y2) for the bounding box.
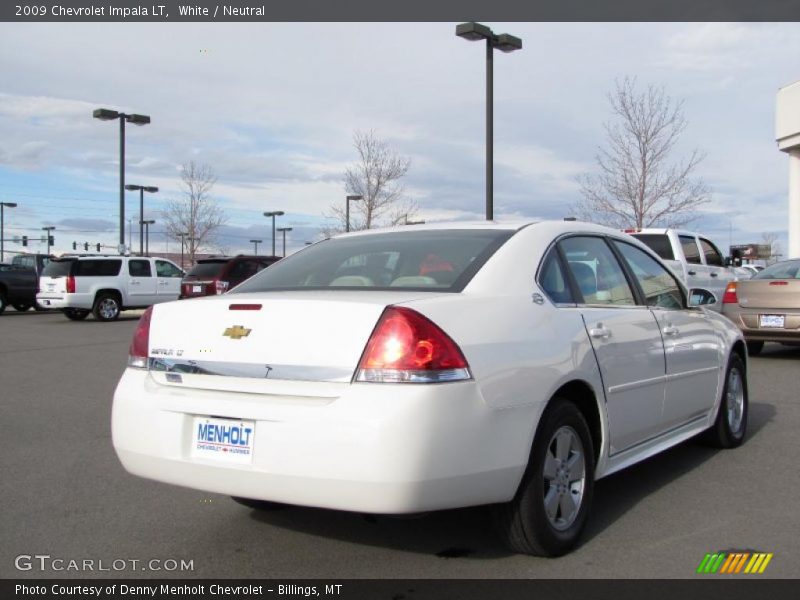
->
(112, 221, 750, 556)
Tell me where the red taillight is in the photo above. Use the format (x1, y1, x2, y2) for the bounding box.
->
(128, 306, 153, 368)
(215, 280, 229, 294)
(355, 307, 470, 383)
(66, 275, 76, 294)
(722, 282, 738, 304)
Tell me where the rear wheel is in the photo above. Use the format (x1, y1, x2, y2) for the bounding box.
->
(0, 292, 6, 315)
(12, 303, 32, 312)
(64, 308, 90, 321)
(702, 353, 748, 448)
(746, 341, 764, 356)
(93, 293, 121, 321)
(492, 400, 594, 556)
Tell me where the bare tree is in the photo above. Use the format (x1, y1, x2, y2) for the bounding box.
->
(322, 130, 414, 237)
(575, 78, 710, 229)
(163, 161, 227, 263)
(761, 231, 782, 264)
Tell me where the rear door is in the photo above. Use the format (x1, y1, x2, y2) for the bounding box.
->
(678, 234, 712, 294)
(560, 235, 667, 454)
(612, 240, 722, 430)
(128, 259, 158, 305)
(155, 259, 183, 301)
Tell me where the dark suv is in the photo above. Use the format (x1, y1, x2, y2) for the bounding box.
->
(180, 255, 280, 299)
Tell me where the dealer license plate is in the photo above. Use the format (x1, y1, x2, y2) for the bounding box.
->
(759, 314, 785, 328)
(191, 416, 255, 464)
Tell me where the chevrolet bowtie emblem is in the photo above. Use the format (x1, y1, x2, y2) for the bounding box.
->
(223, 325, 251, 340)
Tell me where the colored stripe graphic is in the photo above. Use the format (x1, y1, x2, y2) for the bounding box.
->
(698, 553, 727, 574)
(700, 552, 774, 575)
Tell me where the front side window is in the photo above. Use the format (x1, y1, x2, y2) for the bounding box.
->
(560, 236, 636, 306)
(699, 238, 724, 267)
(156, 260, 182, 278)
(679, 235, 702, 265)
(614, 241, 685, 310)
(233, 230, 514, 293)
(128, 260, 152, 277)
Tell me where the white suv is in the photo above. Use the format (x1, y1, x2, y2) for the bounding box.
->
(37, 256, 184, 321)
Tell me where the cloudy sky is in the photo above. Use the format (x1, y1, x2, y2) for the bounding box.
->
(0, 22, 798, 258)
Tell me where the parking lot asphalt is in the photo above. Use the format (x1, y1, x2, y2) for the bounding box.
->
(1, 308, 798, 579)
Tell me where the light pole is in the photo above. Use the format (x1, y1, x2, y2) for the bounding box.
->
(0, 202, 17, 262)
(141, 220, 155, 256)
(345, 195, 363, 232)
(277, 227, 293, 257)
(456, 22, 522, 221)
(250, 239, 263, 255)
(42, 226, 55, 255)
(178, 232, 189, 270)
(125, 184, 158, 256)
(263, 210, 284, 256)
(93, 108, 151, 252)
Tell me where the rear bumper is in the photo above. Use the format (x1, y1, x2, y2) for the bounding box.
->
(722, 306, 800, 343)
(35, 293, 93, 310)
(111, 369, 535, 513)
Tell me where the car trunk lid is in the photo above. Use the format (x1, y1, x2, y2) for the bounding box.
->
(735, 279, 800, 309)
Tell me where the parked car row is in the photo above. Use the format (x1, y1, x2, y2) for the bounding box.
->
(1, 253, 281, 321)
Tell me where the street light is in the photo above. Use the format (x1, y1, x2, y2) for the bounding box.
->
(93, 108, 151, 252)
(0, 202, 17, 262)
(177, 232, 189, 270)
(125, 184, 159, 256)
(345, 195, 363, 232)
(277, 227, 293, 257)
(263, 210, 285, 256)
(249, 239, 263, 255)
(42, 226, 56, 255)
(456, 22, 522, 221)
(141, 220, 155, 256)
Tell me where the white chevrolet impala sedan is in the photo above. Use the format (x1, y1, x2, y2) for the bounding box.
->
(112, 221, 749, 556)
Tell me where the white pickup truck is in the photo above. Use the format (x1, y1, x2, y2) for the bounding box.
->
(626, 229, 747, 312)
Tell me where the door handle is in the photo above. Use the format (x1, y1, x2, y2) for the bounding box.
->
(662, 325, 679, 336)
(710, 272, 719, 277)
(687, 270, 697, 276)
(589, 326, 612, 340)
(130, 280, 140, 285)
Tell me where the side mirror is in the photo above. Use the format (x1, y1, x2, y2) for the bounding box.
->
(688, 288, 717, 307)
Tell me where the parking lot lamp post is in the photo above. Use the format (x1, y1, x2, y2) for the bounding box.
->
(93, 108, 151, 252)
(0, 202, 17, 262)
(177, 232, 189, 269)
(42, 226, 55, 255)
(250, 239, 262, 255)
(263, 211, 285, 256)
(345, 195, 363, 232)
(455, 22, 522, 221)
(277, 227, 293, 257)
(141, 220, 155, 256)
(125, 184, 159, 256)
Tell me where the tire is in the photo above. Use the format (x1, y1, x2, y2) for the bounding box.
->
(0, 292, 6, 315)
(12, 303, 32, 312)
(746, 341, 764, 356)
(702, 353, 748, 449)
(92, 293, 121, 321)
(63, 308, 90, 321)
(492, 400, 594, 556)
(231, 497, 287, 511)
(34, 302, 48, 312)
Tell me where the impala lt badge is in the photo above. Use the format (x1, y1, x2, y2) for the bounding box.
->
(223, 325, 252, 340)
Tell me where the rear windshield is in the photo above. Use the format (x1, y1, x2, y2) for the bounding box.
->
(186, 261, 228, 278)
(631, 234, 675, 261)
(75, 260, 122, 277)
(42, 260, 76, 277)
(754, 260, 800, 280)
(233, 229, 515, 293)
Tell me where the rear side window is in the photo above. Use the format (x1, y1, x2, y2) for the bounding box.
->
(75, 260, 122, 277)
(42, 260, 76, 277)
(560, 236, 636, 306)
(679, 235, 702, 265)
(129, 260, 152, 277)
(187, 261, 227, 278)
(233, 230, 514, 293)
(630, 234, 674, 260)
(699, 238, 724, 267)
(538, 248, 574, 304)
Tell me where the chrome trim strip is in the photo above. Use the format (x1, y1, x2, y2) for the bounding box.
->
(148, 358, 353, 383)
